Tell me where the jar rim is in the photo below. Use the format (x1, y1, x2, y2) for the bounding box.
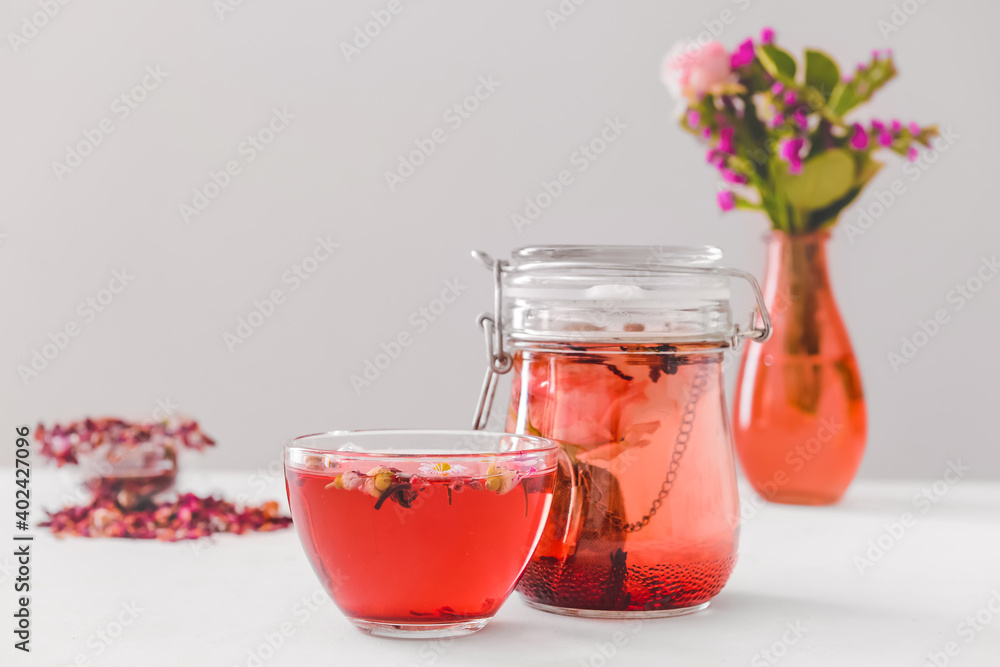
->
(510, 245, 723, 271)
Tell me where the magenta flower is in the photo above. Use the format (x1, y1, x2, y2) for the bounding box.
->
(908, 147, 919, 162)
(771, 82, 784, 95)
(718, 127, 735, 154)
(850, 123, 869, 150)
(784, 91, 797, 105)
(761, 27, 775, 45)
(778, 137, 802, 161)
(778, 137, 804, 174)
(705, 149, 724, 166)
(769, 113, 784, 129)
(909, 121, 921, 136)
(878, 131, 893, 147)
(731, 39, 755, 68)
(721, 168, 747, 184)
(687, 110, 701, 128)
(793, 108, 808, 128)
(891, 119, 902, 134)
(717, 190, 735, 211)
(871, 119, 884, 131)
(702, 126, 712, 138)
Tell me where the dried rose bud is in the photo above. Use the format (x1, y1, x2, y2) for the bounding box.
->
(364, 467, 394, 497)
(340, 471, 363, 490)
(484, 461, 518, 495)
(116, 489, 139, 510)
(303, 454, 326, 469)
(92, 508, 118, 530)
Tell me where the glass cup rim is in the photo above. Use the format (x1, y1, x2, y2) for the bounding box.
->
(283, 429, 561, 459)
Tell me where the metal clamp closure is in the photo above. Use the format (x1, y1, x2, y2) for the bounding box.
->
(471, 251, 512, 430)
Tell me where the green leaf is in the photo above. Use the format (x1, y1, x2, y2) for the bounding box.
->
(804, 49, 840, 101)
(808, 187, 863, 231)
(854, 155, 884, 187)
(733, 196, 763, 212)
(805, 155, 884, 231)
(777, 148, 856, 211)
(757, 45, 797, 83)
(830, 57, 897, 116)
(760, 165, 792, 232)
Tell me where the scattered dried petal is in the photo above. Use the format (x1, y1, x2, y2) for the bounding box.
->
(39, 491, 292, 541)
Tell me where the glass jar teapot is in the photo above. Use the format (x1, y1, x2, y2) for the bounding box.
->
(471, 246, 770, 617)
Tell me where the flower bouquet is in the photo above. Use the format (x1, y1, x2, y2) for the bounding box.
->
(662, 27, 937, 228)
(661, 30, 939, 504)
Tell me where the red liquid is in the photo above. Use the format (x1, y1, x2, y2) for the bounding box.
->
(506, 344, 740, 613)
(285, 467, 554, 624)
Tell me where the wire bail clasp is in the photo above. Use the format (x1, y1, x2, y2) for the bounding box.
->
(471, 251, 512, 430)
(718, 267, 772, 345)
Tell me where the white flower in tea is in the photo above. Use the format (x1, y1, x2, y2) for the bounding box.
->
(417, 461, 468, 477)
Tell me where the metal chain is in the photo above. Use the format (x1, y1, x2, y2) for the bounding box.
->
(580, 362, 713, 533)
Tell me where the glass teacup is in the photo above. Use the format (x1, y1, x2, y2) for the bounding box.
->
(284, 429, 560, 638)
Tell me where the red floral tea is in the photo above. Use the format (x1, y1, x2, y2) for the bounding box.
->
(505, 343, 740, 615)
(286, 461, 555, 626)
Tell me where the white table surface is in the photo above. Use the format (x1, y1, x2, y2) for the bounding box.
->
(3, 467, 999, 667)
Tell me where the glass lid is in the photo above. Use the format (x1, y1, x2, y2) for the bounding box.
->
(502, 245, 736, 344)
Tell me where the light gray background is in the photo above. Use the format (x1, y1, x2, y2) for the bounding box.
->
(2, 0, 997, 479)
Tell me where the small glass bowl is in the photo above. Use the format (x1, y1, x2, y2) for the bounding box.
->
(283, 429, 560, 639)
(79, 441, 178, 509)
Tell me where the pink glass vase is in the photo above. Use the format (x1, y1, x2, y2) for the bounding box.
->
(733, 230, 867, 505)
